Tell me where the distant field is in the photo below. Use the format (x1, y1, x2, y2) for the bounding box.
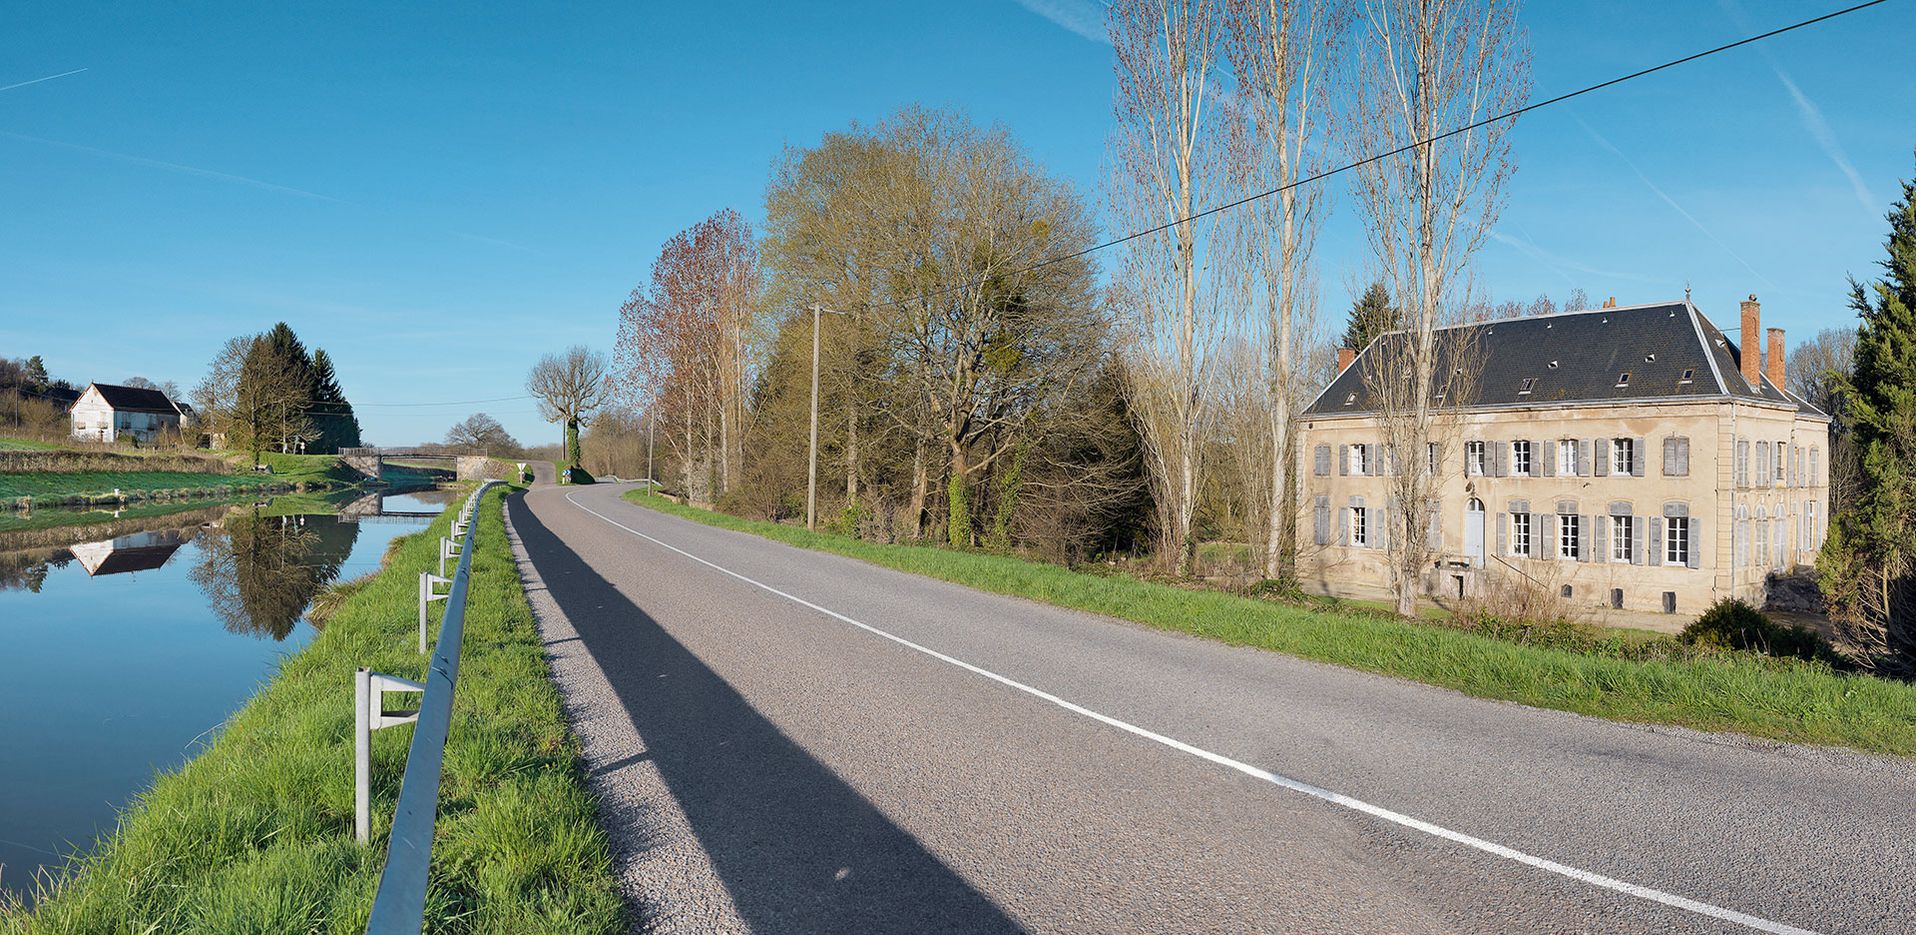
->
(0, 437, 62, 451)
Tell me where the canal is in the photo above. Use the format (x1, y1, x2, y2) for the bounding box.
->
(0, 488, 452, 903)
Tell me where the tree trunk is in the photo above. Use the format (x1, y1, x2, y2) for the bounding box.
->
(909, 437, 929, 539)
(948, 443, 971, 548)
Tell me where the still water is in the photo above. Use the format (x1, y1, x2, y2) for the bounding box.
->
(0, 490, 448, 900)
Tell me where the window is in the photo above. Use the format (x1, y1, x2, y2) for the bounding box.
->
(1511, 512, 1531, 556)
(1736, 440, 1750, 487)
(1351, 507, 1368, 547)
(1810, 447, 1820, 485)
(1666, 516, 1690, 565)
(1426, 442, 1440, 476)
(1350, 444, 1368, 476)
(1558, 439, 1578, 475)
(1466, 441, 1486, 476)
(1757, 441, 1771, 486)
(1512, 440, 1532, 476)
(1611, 588, 1625, 609)
(1559, 514, 1580, 560)
(1611, 438, 1635, 475)
(1616, 371, 1631, 387)
(1662, 591, 1678, 614)
(1518, 377, 1536, 395)
(1680, 368, 1695, 384)
(1611, 515, 1634, 563)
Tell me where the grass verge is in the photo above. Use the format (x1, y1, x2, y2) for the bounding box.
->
(2, 486, 624, 933)
(625, 490, 1916, 757)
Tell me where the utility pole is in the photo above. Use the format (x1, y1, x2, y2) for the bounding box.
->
(807, 304, 822, 530)
(646, 407, 656, 493)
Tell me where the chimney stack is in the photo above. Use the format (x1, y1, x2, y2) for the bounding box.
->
(1603, 296, 1617, 308)
(1336, 347, 1356, 375)
(1740, 294, 1762, 388)
(1766, 327, 1786, 389)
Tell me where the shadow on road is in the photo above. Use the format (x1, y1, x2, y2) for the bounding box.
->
(509, 496, 1023, 934)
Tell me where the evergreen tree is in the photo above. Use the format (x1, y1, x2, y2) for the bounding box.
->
(1821, 155, 1916, 670)
(23, 356, 48, 394)
(310, 348, 361, 450)
(1341, 281, 1398, 352)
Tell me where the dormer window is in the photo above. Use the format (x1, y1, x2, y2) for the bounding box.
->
(1616, 372, 1631, 387)
(1680, 368, 1695, 384)
(1518, 377, 1536, 395)
(1343, 392, 1356, 406)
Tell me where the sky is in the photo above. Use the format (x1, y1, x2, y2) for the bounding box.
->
(2, 0, 1911, 446)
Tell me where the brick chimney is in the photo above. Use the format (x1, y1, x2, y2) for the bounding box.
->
(1336, 347, 1356, 375)
(1603, 296, 1617, 308)
(1766, 327, 1786, 389)
(1740, 294, 1761, 388)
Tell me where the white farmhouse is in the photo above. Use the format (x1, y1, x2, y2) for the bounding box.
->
(69, 383, 184, 444)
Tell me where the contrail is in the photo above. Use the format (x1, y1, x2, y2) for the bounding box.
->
(0, 130, 348, 204)
(0, 67, 87, 94)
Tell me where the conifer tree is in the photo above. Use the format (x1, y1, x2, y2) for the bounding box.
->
(1341, 281, 1398, 352)
(1821, 155, 1916, 670)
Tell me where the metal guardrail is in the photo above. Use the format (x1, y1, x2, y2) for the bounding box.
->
(357, 479, 501, 934)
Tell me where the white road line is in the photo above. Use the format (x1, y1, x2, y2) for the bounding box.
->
(563, 490, 1820, 935)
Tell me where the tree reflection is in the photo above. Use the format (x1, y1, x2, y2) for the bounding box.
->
(190, 510, 359, 639)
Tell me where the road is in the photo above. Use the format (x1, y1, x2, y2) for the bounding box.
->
(505, 482, 1916, 935)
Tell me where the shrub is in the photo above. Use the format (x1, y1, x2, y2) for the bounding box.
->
(1680, 597, 1837, 664)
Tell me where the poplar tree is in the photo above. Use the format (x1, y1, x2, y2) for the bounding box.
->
(1821, 156, 1916, 670)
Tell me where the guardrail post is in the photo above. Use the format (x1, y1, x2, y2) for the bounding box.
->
(354, 669, 424, 844)
(437, 536, 462, 577)
(418, 573, 450, 654)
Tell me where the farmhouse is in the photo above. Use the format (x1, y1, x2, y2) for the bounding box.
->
(68, 382, 184, 444)
(1296, 296, 1830, 618)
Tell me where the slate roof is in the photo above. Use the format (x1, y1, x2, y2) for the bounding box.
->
(87, 383, 181, 414)
(1304, 300, 1827, 419)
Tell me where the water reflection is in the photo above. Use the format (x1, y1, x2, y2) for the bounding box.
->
(0, 490, 445, 902)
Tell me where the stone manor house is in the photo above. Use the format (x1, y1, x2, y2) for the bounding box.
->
(1296, 296, 1830, 618)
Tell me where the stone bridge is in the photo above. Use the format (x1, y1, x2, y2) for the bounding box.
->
(339, 448, 513, 482)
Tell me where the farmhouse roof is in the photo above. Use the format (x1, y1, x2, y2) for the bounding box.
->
(1303, 300, 1825, 419)
(87, 383, 181, 414)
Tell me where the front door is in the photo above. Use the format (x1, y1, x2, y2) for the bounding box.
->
(1464, 499, 1485, 565)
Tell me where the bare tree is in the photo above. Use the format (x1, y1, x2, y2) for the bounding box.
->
(1787, 326, 1860, 510)
(444, 412, 521, 457)
(527, 347, 610, 471)
(1228, 0, 1339, 578)
(1109, 0, 1238, 575)
(1339, 0, 1530, 615)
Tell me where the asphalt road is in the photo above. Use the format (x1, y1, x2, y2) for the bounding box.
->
(505, 482, 1916, 935)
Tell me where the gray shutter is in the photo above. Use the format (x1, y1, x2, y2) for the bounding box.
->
(1542, 440, 1557, 477)
(1336, 507, 1349, 545)
(1593, 439, 1609, 476)
(1578, 515, 1592, 562)
(1687, 517, 1702, 568)
(1631, 517, 1645, 564)
(1338, 444, 1349, 476)
(1540, 513, 1556, 560)
(1649, 516, 1664, 566)
(1426, 500, 1442, 551)
(1496, 512, 1507, 556)
(1314, 445, 1330, 476)
(1527, 514, 1542, 558)
(1632, 438, 1646, 476)
(1532, 440, 1545, 477)
(1313, 496, 1329, 545)
(1677, 437, 1690, 476)
(1594, 516, 1609, 562)
(1494, 441, 1508, 477)
(1381, 498, 1396, 550)
(1577, 439, 1591, 476)
(1662, 437, 1677, 476)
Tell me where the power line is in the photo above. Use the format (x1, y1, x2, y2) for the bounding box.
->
(853, 0, 1891, 313)
(353, 395, 534, 408)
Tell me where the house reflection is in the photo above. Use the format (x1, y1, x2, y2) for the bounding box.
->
(67, 529, 192, 577)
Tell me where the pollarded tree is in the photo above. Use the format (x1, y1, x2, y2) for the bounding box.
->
(1821, 156, 1916, 671)
(527, 346, 610, 473)
(444, 412, 520, 457)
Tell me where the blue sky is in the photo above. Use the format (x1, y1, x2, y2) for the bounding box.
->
(2, 1, 1910, 446)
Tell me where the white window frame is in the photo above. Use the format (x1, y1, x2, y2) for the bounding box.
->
(1512, 440, 1532, 477)
(1666, 516, 1689, 566)
(1558, 439, 1577, 475)
(1351, 506, 1368, 547)
(1426, 442, 1439, 476)
(1611, 515, 1634, 563)
(1559, 514, 1580, 560)
(1466, 440, 1486, 476)
(1349, 444, 1367, 476)
(1611, 438, 1634, 475)
(1511, 512, 1531, 556)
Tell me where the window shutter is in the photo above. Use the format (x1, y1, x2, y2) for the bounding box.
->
(1313, 497, 1329, 545)
(1338, 445, 1349, 476)
(1631, 518, 1645, 564)
(1528, 514, 1542, 558)
(1496, 512, 1508, 556)
(1540, 513, 1555, 560)
(1688, 517, 1702, 568)
(1632, 438, 1646, 477)
(1594, 516, 1609, 562)
(1532, 440, 1545, 476)
(1542, 440, 1557, 477)
(1336, 507, 1349, 545)
(1678, 437, 1690, 476)
(1593, 439, 1610, 476)
(1381, 498, 1396, 550)
(1649, 517, 1664, 566)
(1662, 437, 1677, 476)
(1577, 439, 1591, 476)
(1577, 515, 1592, 562)
(1314, 445, 1330, 476)
(1427, 500, 1442, 551)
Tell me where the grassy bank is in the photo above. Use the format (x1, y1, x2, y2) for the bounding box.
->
(0, 452, 375, 506)
(3, 486, 624, 933)
(625, 490, 1916, 757)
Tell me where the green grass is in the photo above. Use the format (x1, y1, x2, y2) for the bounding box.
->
(3, 486, 625, 933)
(0, 470, 294, 502)
(625, 490, 1916, 757)
(0, 437, 61, 451)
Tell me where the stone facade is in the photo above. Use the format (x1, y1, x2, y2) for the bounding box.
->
(1294, 299, 1830, 621)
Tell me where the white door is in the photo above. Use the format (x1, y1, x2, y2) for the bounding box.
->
(1464, 498, 1485, 565)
